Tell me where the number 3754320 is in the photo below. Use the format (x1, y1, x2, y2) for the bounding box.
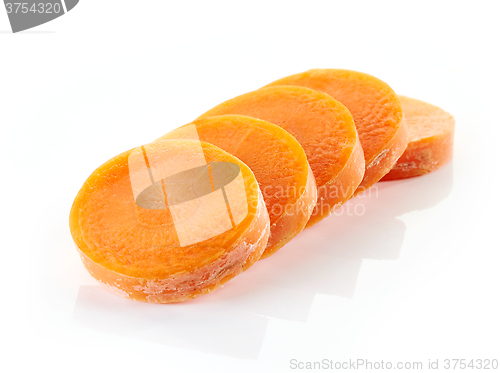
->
(5, 3, 62, 14)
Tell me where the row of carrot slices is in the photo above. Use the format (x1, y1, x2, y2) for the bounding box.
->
(70, 69, 455, 303)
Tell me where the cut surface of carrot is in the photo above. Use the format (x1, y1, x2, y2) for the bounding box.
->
(198, 86, 365, 227)
(381, 96, 455, 181)
(157, 115, 317, 258)
(69, 139, 270, 303)
(265, 69, 407, 194)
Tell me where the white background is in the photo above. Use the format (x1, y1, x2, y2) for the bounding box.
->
(1, 1, 499, 372)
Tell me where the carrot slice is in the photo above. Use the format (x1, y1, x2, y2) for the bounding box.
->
(157, 115, 317, 258)
(381, 96, 455, 181)
(197, 86, 364, 227)
(69, 139, 270, 303)
(265, 69, 408, 194)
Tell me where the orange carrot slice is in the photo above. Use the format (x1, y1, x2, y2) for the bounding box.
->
(381, 96, 455, 180)
(198, 86, 364, 227)
(158, 115, 317, 258)
(265, 69, 407, 194)
(70, 139, 270, 303)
